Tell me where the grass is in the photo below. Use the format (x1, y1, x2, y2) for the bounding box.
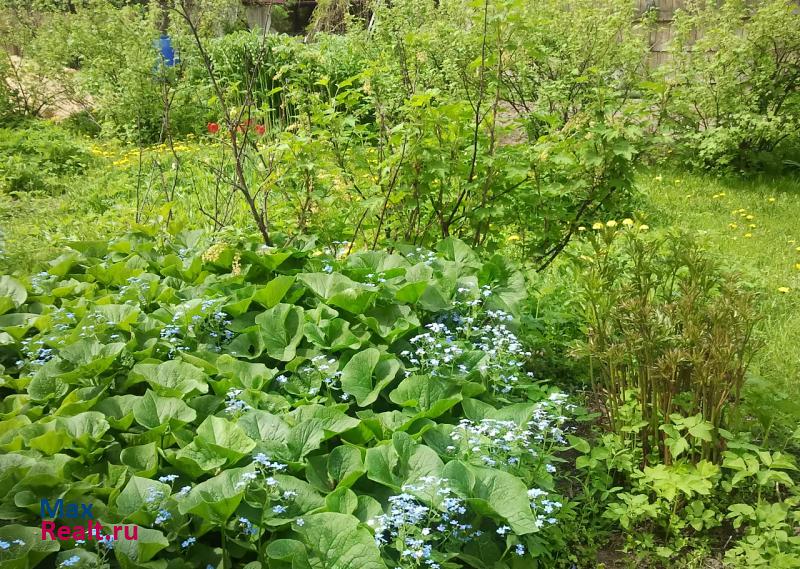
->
(637, 168, 800, 436)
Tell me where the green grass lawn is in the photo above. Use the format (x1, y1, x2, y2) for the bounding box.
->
(638, 169, 800, 431)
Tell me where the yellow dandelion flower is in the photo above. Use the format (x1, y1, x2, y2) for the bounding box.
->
(746, 215, 754, 220)
(622, 218, 634, 227)
(654, 175, 663, 182)
(578, 226, 586, 231)
(768, 197, 776, 202)
(507, 235, 521, 242)
(778, 287, 790, 293)
(748, 224, 756, 229)
(606, 220, 617, 228)
(639, 224, 649, 231)
(744, 233, 752, 238)
(592, 222, 604, 230)
(729, 223, 738, 229)
(795, 263, 800, 271)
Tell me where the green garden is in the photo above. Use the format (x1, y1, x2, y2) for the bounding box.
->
(1, 0, 799, 567)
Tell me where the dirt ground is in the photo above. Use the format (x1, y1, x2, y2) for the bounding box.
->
(4, 55, 89, 120)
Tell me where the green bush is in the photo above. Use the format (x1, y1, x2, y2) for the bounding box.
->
(571, 224, 761, 464)
(655, 0, 800, 171)
(0, 122, 93, 194)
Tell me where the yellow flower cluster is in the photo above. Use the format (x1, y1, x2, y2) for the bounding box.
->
(231, 252, 242, 277)
(89, 145, 114, 158)
(202, 243, 226, 263)
(591, 219, 648, 232)
(92, 140, 198, 169)
(729, 209, 758, 239)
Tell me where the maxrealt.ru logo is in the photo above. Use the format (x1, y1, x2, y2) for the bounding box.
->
(40, 499, 138, 542)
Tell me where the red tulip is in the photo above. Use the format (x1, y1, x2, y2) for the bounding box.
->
(255, 124, 266, 136)
(207, 122, 220, 134)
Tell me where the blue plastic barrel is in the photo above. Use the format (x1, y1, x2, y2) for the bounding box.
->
(156, 35, 177, 67)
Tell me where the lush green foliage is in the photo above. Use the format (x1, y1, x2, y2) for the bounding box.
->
(573, 224, 760, 464)
(2, 1, 800, 567)
(0, 232, 586, 568)
(0, 121, 93, 194)
(653, 0, 800, 171)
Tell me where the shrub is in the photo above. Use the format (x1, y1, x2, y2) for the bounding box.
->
(655, 0, 800, 171)
(571, 223, 761, 465)
(0, 122, 92, 194)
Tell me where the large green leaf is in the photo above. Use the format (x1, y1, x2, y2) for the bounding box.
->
(298, 273, 377, 314)
(389, 374, 462, 417)
(93, 304, 141, 331)
(59, 338, 126, 375)
(129, 360, 209, 397)
(358, 304, 419, 343)
(0, 276, 26, 315)
(120, 442, 158, 477)
(294, 512, 386, 569)
(286, 419, 328, 461)
(436, 238, 481, 267)
(57, 411, 110, 448)
(252, 275, 296, 308)
(215, 355, 277, 390)
(115, 476, 172, 524)
(340, 348, 400, 407)
(178, 465, 252, 523)
(365, 432, 443, 491)
(194, 415, 256, 463)
(327, 446, 366, 490)
(251, 303, 305, 361)
(266, 539, 312, 569)
(303, 317, 366, 352)
(133, 390, 197, 432)
(0, 524, 60, 569)
(114, 526, 169, 563)
(239, 409, 290, 454)
(443, 460, 539, 535)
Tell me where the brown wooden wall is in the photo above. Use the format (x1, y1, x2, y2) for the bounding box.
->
(634, 0, 687, 66)
(635, 0, 800, 65)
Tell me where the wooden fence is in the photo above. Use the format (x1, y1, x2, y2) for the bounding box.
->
(634, 0, 686, 66)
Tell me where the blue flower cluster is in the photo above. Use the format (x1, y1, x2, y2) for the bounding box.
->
(298, 354, 344, 399)
(402, 322, 465, 378)
(527, 488, 563, 529)
(400, 299, 535, 396)
(404, 248, 438, 266)
(448, 417, 541, 469)
(371, 477, 477, 569)
(224, 388, 252, 416)
(159, 299, 233, 357)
